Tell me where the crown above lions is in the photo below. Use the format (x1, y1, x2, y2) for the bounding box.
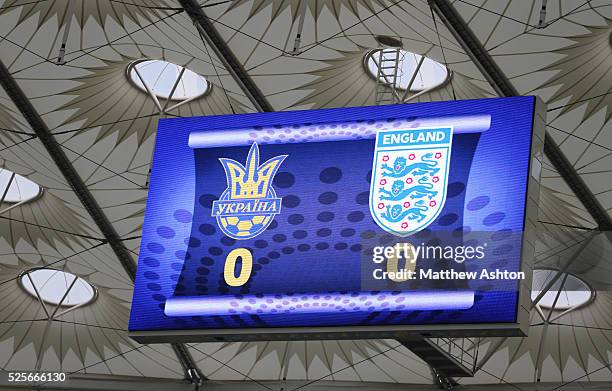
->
(219, 143, 287, 199)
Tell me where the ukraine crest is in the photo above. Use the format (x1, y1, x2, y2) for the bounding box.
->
(212, 143, 287, 240)
(369, 127, 453, 237)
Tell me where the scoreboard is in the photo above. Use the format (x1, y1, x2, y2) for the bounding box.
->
(129, 97, 544, 343)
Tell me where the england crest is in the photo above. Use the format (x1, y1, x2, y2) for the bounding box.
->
(369, 127, 453, 237)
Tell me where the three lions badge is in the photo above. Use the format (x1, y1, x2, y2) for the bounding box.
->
(370, 127, 453, 237)
(212, 143, 287, 239)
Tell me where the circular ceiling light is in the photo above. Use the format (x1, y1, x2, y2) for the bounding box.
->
(127, 59, 210, 100)
(531, 269, 594, 310)
(365, 49, 450, 92)
(20, 269, 97, 307)
(0, 168, 42, 203)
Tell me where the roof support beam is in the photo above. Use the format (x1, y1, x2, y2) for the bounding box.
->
(428, 0, 612, 231)
(0, 59, 204, 384)
(0, 59, 136, 279)
(178, 0, 274, 112)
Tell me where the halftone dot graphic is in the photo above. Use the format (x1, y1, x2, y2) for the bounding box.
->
(447, 182, 465, 198)
(258, 257, 270, 265)
(341, 228, 356, 237)
(273, 172, 295, 188)
(317, 211, 335, 222)
(288, 214, 304, 225)
(147, 283, 161, 291)
(199, 223, 216, 235)
(143, 257, 159, 267)
(283, 195, 301, 208)
(153, 294, 165, 302)
(269, 220, 279, 229)
(144, 271, 159, 280)
(320, 167, 342, 183)
(467, 196, 490, 211)
(438, 213, 459, 226)
(298, 244, 311, 251)
(199, 194, 216, 208)
(316, 242, 330, 250)
(282, 247, 295, 254)
(209, 247, 223, 256)
(200, 257, 214, 266)
(147, 242, 165, 254)
(273, 234, 287, 243)
(175, 250, 189, 260)
(347, 211, 365, 222)
(268, 251, 280, 259)
(318, 192, 338, 204)
(220, 236, 236, 246)
(335, 242, 348, 250)
(196, 267, 209, 275)
(293, 230, 308, 239)
(255, 240, 268, 248)
(484, 212, 505, 226)
(171, 263, 182, 271)
(356, 191, 369, 205)
(317, 228, 332, 237)
(185, 237, 201, 247)
(351, 244, 363, 252)
(156, 226, 175, 239)
(173, 209, 192, 223)
(452, 227, 464, 237)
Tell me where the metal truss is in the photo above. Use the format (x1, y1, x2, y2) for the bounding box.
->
(178, 0, 274, 112)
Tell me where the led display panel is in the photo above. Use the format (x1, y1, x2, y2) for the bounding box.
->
(130, 96, 545, 343)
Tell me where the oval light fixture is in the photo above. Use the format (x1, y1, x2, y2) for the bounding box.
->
(127, 59, 210, 101)
(365, 49, 450, 92)
(531, 269, 594, 310)
(20, 269, 97, 307)
(0, 168, 42, 204)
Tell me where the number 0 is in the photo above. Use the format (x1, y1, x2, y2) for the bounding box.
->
(224, 248, 253, 286)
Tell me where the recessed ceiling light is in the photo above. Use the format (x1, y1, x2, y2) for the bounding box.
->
(0, 168, 42, 204)
(20, 269, 97, 307)
(531, 269, 594, 310)
(127, 59, 210, 101)
(365, 49, 450, 92)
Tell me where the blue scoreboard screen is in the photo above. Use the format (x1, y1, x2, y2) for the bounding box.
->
(129, 97, 544, 342)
